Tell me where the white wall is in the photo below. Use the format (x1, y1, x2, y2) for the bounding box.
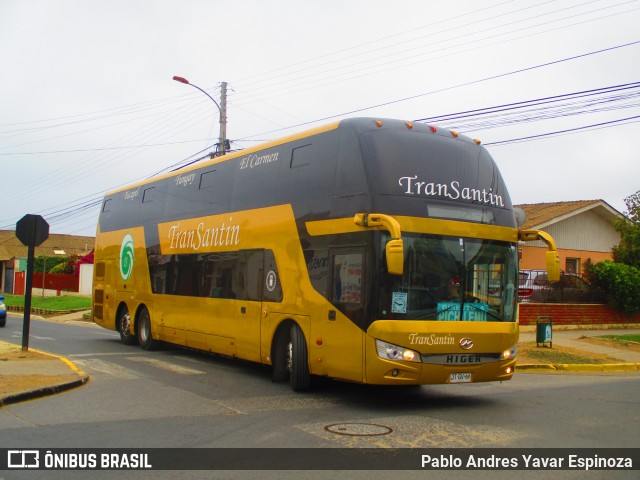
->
(79, 264, 94, 295)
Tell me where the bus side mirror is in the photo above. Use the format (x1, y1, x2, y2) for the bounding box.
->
(386, 239, 404, 276)
(519, 229, 560, 283)
(546, 251, 560, 283)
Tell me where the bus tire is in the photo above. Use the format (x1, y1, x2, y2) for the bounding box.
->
(117, 306, 138, 346)
(137, 306, 160, 351)
(271, 328, 289, 382)
(289, 324, 310, 392)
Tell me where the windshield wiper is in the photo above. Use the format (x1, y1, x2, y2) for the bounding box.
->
(465, 302, 503, 321)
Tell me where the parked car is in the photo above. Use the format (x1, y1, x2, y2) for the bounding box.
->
(518, 270, 546, 302)
(519, 270, 591, 303)
(0, 295, 6, 327)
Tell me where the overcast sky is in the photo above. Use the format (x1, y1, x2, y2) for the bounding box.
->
(1, 0, 639, 237)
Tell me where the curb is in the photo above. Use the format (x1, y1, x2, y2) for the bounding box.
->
(0, 376, 89, 407)
(517, 363, 640, 372)
(0, 350, 90, 407)
(6, 305, 89, 317)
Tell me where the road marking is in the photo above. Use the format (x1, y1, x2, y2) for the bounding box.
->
(172, 355, 210, 366)
(10, 332, 55, 341)
(94, 331, 120, 337)
(70, 352, 133, 357)
(214, 395, 340, 414)
(73, 358, 140, 379)
(126, 356, 206, 375)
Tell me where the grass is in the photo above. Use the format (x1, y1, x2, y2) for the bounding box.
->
(1, 294, 91, 311)
(517, 341, 622, 365)
(598, 334, 640, 344)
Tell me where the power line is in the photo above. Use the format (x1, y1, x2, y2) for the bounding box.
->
(484, 114, 640, 146)
(229, 1, 638, 108)
(415, 82, 640, 123)
(235, 40, 640, 141)
(0, 138, 218, 155)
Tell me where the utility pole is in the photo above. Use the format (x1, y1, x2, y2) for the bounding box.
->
(172, 76, 229, 157)
(219, 81, 228, 155)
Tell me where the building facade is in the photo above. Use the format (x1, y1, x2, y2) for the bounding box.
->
(0, 230, 95, 294)
(516, 200, 623, 275)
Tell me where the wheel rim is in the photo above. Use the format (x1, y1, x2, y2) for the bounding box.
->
(120, 312, 132, 338)
(140, 313, 149, 343)
(286, 341, 293, 373)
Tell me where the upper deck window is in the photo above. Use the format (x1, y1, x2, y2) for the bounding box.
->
(290, 144, 313, 168)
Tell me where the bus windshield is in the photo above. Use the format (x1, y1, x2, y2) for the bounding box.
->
(377, 234, 518, 322)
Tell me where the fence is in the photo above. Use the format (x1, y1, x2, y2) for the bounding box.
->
(518, 270, 605, 304)
(13, 271, 79, 295)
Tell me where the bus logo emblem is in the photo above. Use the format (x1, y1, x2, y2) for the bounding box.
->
(266, 270, 277, 292)
(120, 234, 134, 281)
(459, 338, 473, 350)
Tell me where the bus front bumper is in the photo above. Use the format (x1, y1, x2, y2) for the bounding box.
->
(365, 355, 517, 385)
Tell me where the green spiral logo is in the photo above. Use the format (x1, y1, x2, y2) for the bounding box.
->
(120, 233, 134, 281)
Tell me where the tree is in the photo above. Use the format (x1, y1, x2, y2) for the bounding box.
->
(589, 262, 640, 315)
(34, 255, 66, 274)
(612, 190, 640, 269)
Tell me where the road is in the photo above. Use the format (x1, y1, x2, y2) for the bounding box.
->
(0, 315, 639, 478)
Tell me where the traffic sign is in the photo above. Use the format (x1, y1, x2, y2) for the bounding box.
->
(16, 214, 49, 247)
(15, 214, 50, 351)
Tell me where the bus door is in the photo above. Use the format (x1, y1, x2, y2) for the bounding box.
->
(325, 248, 365, 382)
(230, 250, 279, 362)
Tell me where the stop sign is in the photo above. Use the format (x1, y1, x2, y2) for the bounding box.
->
(16, 214, 49, 247)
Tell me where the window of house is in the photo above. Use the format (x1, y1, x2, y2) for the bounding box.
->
(565, 258, 579, 274)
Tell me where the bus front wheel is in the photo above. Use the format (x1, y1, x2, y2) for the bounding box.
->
(117, 306, 138, 346)
(288, 324, 310, 392)
(137, 307, 160, 351)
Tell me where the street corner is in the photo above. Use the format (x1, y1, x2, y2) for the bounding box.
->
(0, 341, 89, 407)
(515, 361, 640, 373)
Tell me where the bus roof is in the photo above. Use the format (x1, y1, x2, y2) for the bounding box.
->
(106, 121, 342, 196)
(105, 117, 484, 197)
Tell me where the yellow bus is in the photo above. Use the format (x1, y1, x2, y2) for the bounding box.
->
(92, 118, 559, 391)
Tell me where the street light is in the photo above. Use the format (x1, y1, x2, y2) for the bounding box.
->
(173, 76, 228, 156)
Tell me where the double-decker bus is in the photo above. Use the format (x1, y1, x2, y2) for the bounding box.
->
(92, 117, 559, 391)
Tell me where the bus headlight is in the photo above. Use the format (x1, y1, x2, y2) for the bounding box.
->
(376, 339, 421, 363)
(500, 345, 518, 361)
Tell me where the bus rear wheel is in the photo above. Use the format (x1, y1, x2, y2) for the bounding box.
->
(288, 324, 310, 392)
(117, 306, 137, 346)
(137, 307, 160, 351)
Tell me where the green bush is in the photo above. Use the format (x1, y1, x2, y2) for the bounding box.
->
(590, 262, 640, 315)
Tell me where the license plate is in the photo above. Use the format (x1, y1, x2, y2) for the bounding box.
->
(450, 372, 472, 383)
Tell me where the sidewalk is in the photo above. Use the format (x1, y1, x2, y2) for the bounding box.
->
(1, 312, 639, 406)
(0, 311, 91, 406)
(0, 343, 89, 407)
(518, 327, 640, 372)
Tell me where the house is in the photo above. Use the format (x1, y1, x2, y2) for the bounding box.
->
(516, 200, 624, 275)
(0, 230, 95, 294)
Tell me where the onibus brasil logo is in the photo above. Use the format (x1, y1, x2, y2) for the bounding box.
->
(120, 234, 134, 281)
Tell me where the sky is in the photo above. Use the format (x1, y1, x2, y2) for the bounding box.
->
(1, 0, 639, 238)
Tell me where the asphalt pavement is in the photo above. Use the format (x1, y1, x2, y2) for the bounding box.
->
(0, 311, 639, 406)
